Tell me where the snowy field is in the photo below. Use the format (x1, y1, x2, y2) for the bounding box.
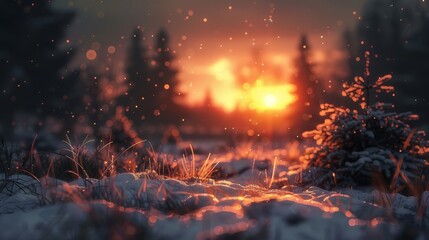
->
(3, 1, 429, 239)
(1, 143, 428, 240)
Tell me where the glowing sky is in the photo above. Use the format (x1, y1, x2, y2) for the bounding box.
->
(55, 0, 365, 111)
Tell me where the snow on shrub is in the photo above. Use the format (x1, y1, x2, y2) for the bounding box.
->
(302, 52, 429, 188)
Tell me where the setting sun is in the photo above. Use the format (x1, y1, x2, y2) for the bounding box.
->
(248, 79, 297, 112)
(206, 58, 297, 113)
(264, 94, 278, 108)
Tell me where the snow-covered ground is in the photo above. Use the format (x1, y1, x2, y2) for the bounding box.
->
(0, 147, 428, 240)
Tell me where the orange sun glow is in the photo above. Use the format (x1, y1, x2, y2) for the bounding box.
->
(207, 58, 297, 113)
(247, 79, 297, 112)
(264, 94, 277, 108)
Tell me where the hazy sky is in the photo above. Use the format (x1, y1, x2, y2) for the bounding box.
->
(55, 0, 365, 109)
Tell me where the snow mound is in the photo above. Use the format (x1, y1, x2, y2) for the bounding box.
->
(1, 170, 428, 239)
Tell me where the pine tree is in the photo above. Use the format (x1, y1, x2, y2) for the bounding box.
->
(120, 27, 152, 124)
(293, 34, 321, 132)
(151, 28, 182, 122)
(346, 0, 429, 129)
(0, 0, 75, 135)
(302, 52, 428, 189)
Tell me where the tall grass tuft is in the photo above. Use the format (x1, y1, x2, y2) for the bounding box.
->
(179, 144, 219, 181)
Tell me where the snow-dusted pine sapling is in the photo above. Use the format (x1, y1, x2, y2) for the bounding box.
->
(302, 52, 428, 189)
(342, 52, 394, 111)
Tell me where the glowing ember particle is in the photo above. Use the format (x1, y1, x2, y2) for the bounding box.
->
(149, 215, 157, 224)
(345, 211, 353, 218)
(86, 50, 97, 60)
(370, 218, 382, 227)
(107, 46, 116, 54)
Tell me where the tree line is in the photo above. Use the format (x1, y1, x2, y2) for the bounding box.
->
(1, 0, 428, 143)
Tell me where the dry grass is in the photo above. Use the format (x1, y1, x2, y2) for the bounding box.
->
(179, 144, 219, 180)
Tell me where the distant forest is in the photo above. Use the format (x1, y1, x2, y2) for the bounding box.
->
(1, 0, 428, 145)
